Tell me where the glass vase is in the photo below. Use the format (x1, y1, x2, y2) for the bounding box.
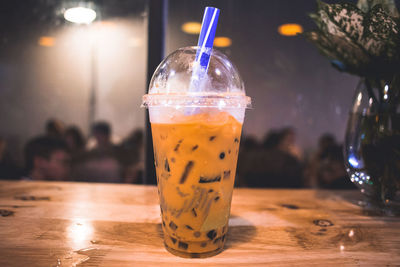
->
(344, 75, 400, 215)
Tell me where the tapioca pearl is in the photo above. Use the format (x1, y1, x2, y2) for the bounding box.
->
(193, 231, 201, 238)
(170, 237, 177, 244)
(169, 221, 178, 231)
(174, 139, 183, 152)
(178, 241, 188, 250)
(191, 208, 197, 217)
(219, 152, 225, 159)
(174, 143, 180, 152)
(199, 175, 221, 183)
(179, 161, 195, 184)
(209, 136, 216, 141)
(207, 230, 217, 240)
(164, 159, 170, 172)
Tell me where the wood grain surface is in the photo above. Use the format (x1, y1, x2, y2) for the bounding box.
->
(0, 180, 399, 266)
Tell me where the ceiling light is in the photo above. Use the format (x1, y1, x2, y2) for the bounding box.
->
(214, 37, 232, 47)
(38, 36, 55, 47)
(278, 23, 303, 36)
(181, 22, 202, 34)
(64, 7, 96, 24)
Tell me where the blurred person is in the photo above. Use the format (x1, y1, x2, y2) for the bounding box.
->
(87, 121, 122, 150)
(304, 134, 354, 189)
(45, 118, 65, 138)
(262, 130, 280, 150)
(90, 121, 114, 150)
(23, 136, 70, 181)
(71, 151, 121, 183)
(277, 127, 302, 160)
(240, 135, 259, 151)
(123, 162, 144, 184)
(64, 126, 85, 154)
(72, 121, 122, 183)
(237, 130, 303, 188)
(236, 135, 259, 187)
(316, 134, 336, 156)
(305, 134, 336, 187)
(64, 126, 86, 181)
(0, 137, 22, 179)
(116, 129, 144, 184)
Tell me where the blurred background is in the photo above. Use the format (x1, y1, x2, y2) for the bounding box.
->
(2, 0, 386, 188)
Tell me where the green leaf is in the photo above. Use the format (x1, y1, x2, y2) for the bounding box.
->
(357, 0, 399, 18)
(362, 5, 400, 59)
(305, 1, 400, 78)
(318, 3, 366, 51)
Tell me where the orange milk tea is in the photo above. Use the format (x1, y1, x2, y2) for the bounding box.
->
(151, 111, 242, 257)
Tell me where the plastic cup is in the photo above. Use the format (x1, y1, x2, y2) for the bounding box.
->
(142, 46, 251, 258)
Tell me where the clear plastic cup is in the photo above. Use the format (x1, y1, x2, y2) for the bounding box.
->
(142, 46, 251, 258)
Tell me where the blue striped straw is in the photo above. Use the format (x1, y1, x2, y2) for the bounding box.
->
(189, 7, 220, 93)
(195, 7, 220, 71)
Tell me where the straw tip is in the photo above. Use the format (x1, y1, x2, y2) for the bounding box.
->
(204, 7, 220, 17)
(205, 6, 220, 11)
(195, 6, 221, 70)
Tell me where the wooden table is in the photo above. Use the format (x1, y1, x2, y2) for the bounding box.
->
(0, 181, 399, 266)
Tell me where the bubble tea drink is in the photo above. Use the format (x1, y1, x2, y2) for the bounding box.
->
(142, 8, 251, 258)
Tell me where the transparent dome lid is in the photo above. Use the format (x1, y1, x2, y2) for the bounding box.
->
(142, 46, 251, 108)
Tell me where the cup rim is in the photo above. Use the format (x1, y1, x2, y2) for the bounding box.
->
(141, 94, 252, 109)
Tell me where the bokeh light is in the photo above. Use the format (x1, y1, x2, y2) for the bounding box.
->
(38, 36, 55, 47)
(214, 37, 232, 47)
(181, 22, 202, 34)
(278, 23, 303, 36)
(64, 7, 97, 24)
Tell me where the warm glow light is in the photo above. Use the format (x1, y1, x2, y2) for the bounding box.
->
(64, 7, 96, 24)
(214, 37, 232, 47)
(38, 36, 55, 47)
(181, 22, 202, 34)
(278, 23, 303, 36)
